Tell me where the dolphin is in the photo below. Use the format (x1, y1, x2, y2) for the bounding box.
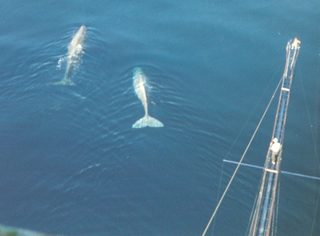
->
(132, 67, 164, 128)
(48, 25, 86, 86)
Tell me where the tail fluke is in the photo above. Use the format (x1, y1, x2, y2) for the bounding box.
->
(132, 115, 164, 128)
(47, 79, 76, 86)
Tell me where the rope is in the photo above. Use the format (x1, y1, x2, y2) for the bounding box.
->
(201, 77, 283, 236)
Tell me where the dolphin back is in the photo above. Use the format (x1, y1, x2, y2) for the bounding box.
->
(132, 115, 164, 128)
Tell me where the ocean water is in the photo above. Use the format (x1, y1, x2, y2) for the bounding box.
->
(0, 0, 319, 235)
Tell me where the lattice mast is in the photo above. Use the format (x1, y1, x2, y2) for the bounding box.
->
(248, 38, 301, 236)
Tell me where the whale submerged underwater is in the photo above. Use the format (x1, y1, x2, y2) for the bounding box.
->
(132, 67, 164, 129)
(47, 27, 164, 129)
(49, 25, 86, 86)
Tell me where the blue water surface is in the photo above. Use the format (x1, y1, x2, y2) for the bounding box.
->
(0, 0, 319, 235)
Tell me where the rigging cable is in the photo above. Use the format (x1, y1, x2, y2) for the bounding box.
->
(313, 50, 320, 236)
(297, 64, 320, 236)
(274, 171, 281, 236)
(245, 167, 265, 235)
(210, 161, 225, 236)
(201, 77, 283, 236)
